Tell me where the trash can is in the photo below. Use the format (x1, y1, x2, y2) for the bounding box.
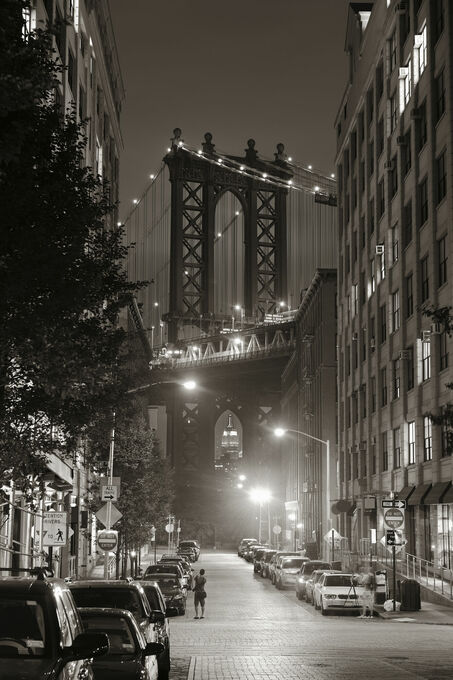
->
(375, 570, 387, 604)
(399, 579, 421, 611)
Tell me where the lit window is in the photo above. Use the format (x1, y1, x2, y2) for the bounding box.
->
(414, 24, 427, 84)
(422, 338, 431, 381)
(399, 59, 412, 112)
(408, 421, 416, 464)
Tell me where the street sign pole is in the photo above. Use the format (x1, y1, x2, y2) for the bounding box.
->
(331, 529, 335, 562)
(104, 411, 115, 580)
(392, 544, 396, 612)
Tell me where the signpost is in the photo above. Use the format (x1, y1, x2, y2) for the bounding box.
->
(43, 512, 67, 546)
(382, 499, 406, 509)
(381, 497, 406, 611)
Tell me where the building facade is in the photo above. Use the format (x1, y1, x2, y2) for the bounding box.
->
(280, 269, 338, 557)
(335, 0, 453, 569)
(0, 0, 124, 578)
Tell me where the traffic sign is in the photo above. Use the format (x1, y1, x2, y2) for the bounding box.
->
(382, 498, 406, 509)
(383, 507, 405, 530)
(165, 523, 175, 533)
(386, 529, 403, 546)
(97, 530, 118, 552)
(96, 503, 123, 528)
(323, 528, 342, 549)
(101, 485, 118, 502)
(380, 534, 403, 555)
(43, 512, 68, 547)
(272, 525, 282, 535)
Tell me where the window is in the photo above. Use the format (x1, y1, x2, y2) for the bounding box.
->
(438, 235, 447, 286)
(345, 194, 350, 224)
(377, 118, 384, 157)
(381, 431, 389, 472)
(414, 24, 427, 83)
(352, 177, 357, 208)
(392, 290, 400, 332)
(351, 131, 357, 163)
(416, 101, 427, 151)
(440, 331, 449, 371)
(389, 30, 397, 72)
(389, 156, 398, 198)
(390, 92, 398, 133)
(344, 150, 350, 178)
(407, 345, 414, 390)
(433, 0, 445, 44)
(394, 427, 401, 468)
(391, 225, 399, 264)
(345, 244, 350, 273)
(434, 70, 445, 123)
(378, 178, 385, 218)
(381, 366, 387, 406)
(421, 255, 429, 302)
(405, 273, 413, 318)
(436, 151, 446, 204)
(422, 338, 431, 381)
(379, 251, 386, 282)
(408, 421, 416, 464)
(403, 200, 412, 247)
(423, 416, 432, 461)
(371, 376, 376, 413)
(360, 271, 366, 307)
(380, 304, 387, 344)
(370, 316, 375, 349)
(418, 177, 428, 227)
(67, 49, 76, 95)
(371, 439, 377, 474)
(399, 61, 412, 111)
(361, 385, 367, 418)
(352, 231, 358, 264)
(360, 215, 366, 249)
(376, 61, 384, 101)
(359, 110, 365, 142)
(393, 358, 400, 399)
(402, 131, 411, 175)
(353, 338, 358, 369)
(352, 283, 358, 315)
(370, 258, 376, 294)
(360, 160, 365, 193)
(367, 86, 374, 125)
(400, 7, 411, 44)
(346, 344, 351, 375)
(353, 391, 358, 423)
(368, 140, 374, 177)
(346, 397, 351, 427)
(361, 327, 366, 360)
(369, 198, 375, 235)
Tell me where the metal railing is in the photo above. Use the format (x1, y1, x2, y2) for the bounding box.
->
(376, 546, 453, 600)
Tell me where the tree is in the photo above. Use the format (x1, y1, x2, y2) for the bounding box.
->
(0, 2, 144, 486)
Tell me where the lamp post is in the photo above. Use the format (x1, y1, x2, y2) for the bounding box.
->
(249, 487, 272, 543)
(274, 427, 331, 548)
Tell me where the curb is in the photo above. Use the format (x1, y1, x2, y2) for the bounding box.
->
(376, 610, 453, 625)
(187, 656, 196, 680)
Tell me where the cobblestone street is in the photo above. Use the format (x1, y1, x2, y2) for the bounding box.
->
(169, 552, 453, 679)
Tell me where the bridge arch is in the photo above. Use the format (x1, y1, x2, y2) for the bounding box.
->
(214, 190, 245, 317)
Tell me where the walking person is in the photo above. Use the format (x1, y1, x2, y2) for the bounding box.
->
(193, 568, 207, 619)
(359, 567, 376, 618)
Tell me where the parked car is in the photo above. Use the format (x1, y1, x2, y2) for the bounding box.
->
(313, 572, 364, 615)
(269, 552, 306, 585)
(79, 607, 163, 680)
(160, 557, 193, 588)
(145, 563, 187, 589)
(178, 540, 200, 561)
(275, 557, 309, 589)
(245, 544, 268, 563)
(295, 560, 332, 600)
(144, 574, 187, 615)
(0, 571, 109, 680)
(137, 581, 179, 679)
(69, 580, 157, 643)
(305, 569, 341, 605)
(260, 549, 277, 578)
(252, 548, 269, 573)
(237, 538, 258, 557)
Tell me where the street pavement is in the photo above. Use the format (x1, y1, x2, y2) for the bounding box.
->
(169, 551, 453, 680)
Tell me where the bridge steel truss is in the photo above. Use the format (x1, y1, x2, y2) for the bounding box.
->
(164, 134, 293, 342)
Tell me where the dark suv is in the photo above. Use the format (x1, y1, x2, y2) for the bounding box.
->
(0, 572, 108, 680)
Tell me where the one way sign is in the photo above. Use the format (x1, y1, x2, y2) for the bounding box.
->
(101, 485, 118, 502)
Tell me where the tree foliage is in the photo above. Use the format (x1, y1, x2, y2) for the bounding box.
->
(0, 1, 144, 485)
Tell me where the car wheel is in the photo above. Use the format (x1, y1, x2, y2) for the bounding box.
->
(321, 598, 328, 616)
(296, 590, 302, 600)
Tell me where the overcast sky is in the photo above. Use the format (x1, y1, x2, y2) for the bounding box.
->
(109, 0, 351, 213)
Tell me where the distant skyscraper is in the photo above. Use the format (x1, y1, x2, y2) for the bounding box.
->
(215, 413, 242, 477)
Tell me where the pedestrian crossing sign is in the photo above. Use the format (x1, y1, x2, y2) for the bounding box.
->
(43, 512, 68, 546)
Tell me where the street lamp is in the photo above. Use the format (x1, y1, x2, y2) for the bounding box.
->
(127, 380, 197, 394)
(274, 427, 331, 547)
(249, 487, 272, 543)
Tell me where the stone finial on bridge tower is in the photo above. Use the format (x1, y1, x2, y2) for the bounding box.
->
(245, 138, 258, 164)
(171, 127, 183, 149)
(274, 142, 288, 165)
(202, 132, 215, 154)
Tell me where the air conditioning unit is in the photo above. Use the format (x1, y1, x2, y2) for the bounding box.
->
(431, 322, 442, 334)
(376, 244, 385, 255)
(370, 337, 376, 350)
(421, 330, 431, 343)
(399, 350, 410, 360)
(384, 160, 394, 170)
(395, 1, 408, 14)
(352, 331, 358, 341)
(396, 135, 407, 145)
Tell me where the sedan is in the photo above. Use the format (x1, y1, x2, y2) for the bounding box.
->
(270, 552, 307, 585)
(313, 573, 364, 615)
(305, 569, 341, 605)
(275, 557, 308, 589)
(79, 607, 164, 680)
(295, 560, 332, 600)
(145, 563, 187, 589)
(144, 574, 187, 615)
(259, 549, 276, 577)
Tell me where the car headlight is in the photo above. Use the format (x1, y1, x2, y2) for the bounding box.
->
(298, 578, 304, 583)
(324, 594, 337, 599)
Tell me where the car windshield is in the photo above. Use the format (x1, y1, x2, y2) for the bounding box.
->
(282, 558, 304, 569)
(82, 615, 138, 655)
(70, 588, 145, 618)
(304, 563, 330, 575)
(140, 586, 161, 611)
(146, 565, 178, 575)
(180, 542, 197, 548)
(324, 575, 353, 587)
(0, 598, 48, 658)
(151, 577, 178, 589)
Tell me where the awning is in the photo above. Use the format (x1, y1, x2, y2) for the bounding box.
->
(424, 482, 452, 505)
(407, 483, 432, 506)
(331, 502, 341, 515)
(442, 485, 453, 504)
(397, 486, 415, 502)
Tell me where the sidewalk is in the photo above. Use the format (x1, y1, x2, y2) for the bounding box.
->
(376, 600, 453, 625)
(86, 545, 161, 579)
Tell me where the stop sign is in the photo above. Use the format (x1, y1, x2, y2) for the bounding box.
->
(97, 530, 118, 552)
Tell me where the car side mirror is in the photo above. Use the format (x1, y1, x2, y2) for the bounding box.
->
(150, 610, 165, 624)
(165, 606, 179, 618)
(144, 642, 165, 656)
(64, 632, 109, 663)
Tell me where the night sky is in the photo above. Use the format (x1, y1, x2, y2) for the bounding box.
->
(109, 0, 351, 213)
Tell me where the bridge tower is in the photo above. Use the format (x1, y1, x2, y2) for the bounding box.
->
(163, 129, 292, 342)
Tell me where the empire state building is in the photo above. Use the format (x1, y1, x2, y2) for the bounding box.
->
(216, 413, 241, 476)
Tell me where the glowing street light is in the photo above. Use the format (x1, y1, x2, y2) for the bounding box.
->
(249, 487, 272, 543)
(274, 427, 286, 438)
(182, 380, 197, 391)
(238, 474, 246, 482)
